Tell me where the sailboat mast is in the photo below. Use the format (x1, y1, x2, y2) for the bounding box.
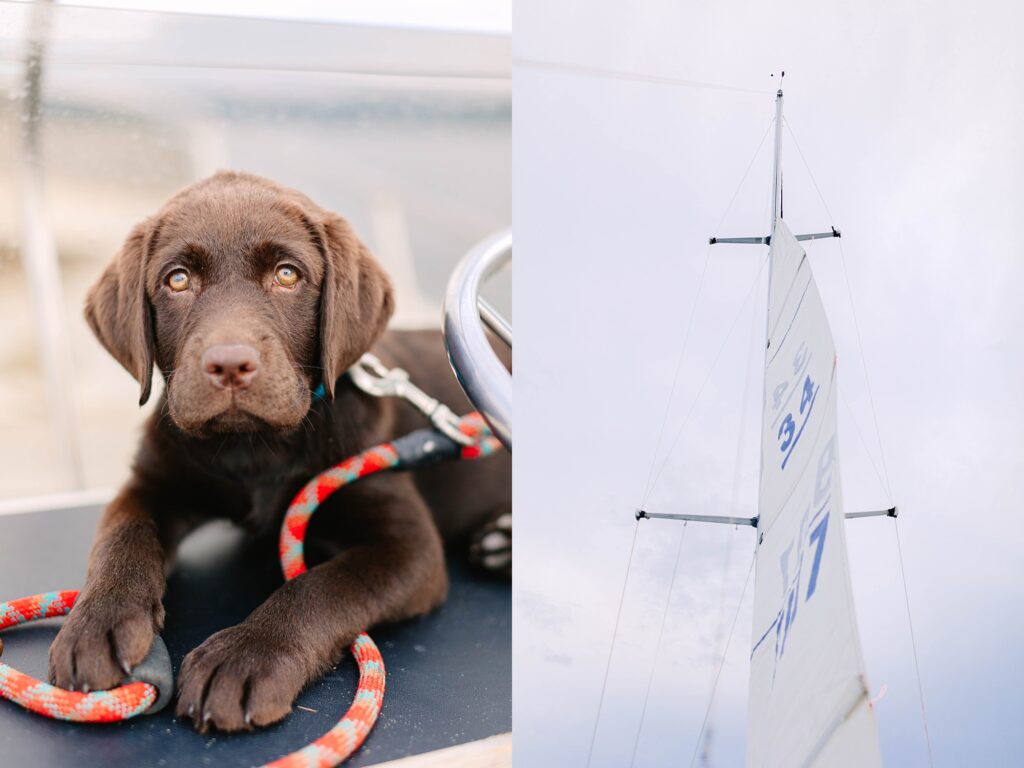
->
(770, 89, 784, 227)
(640, 86, 881, 767)
(757, 89, 784, 528)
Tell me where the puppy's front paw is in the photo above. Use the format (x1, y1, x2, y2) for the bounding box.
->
(48, 595, 164, 692)
(176, 623, 307, 732)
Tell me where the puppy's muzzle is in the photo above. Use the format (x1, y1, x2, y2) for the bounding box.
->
(201, 344, 260, 391)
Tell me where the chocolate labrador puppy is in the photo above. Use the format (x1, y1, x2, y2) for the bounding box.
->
(48, 171, 510, 732)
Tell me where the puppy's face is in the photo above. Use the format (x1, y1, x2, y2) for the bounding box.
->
(85, 172, 394, 436)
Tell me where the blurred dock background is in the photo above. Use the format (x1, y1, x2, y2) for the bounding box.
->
(0, 2, 510, 500)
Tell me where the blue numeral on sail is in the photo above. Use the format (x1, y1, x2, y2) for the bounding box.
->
(800, 374, 814, 414)
(805, 512, 829, 600)
(778, 414, 796, 452)
(779, 375, 818, 470)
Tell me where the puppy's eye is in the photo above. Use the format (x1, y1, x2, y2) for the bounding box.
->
(274, 264, 300, 288)
(166, 269, 190, 292)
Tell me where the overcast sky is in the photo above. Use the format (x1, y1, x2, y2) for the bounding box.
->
(514, 1, 1023, 766)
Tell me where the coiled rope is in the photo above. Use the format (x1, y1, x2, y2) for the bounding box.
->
(0, 591, 157, 722)
(0, 411, 500, 768)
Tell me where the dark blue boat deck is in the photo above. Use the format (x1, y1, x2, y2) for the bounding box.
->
(0, 504, 510, 766)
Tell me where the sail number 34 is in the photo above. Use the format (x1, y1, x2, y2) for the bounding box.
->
(777, 360, 818, 470)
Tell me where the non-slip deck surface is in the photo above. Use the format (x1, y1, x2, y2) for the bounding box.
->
(0, 504, 510, 767)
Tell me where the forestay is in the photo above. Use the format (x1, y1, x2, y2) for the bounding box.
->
(747, 221, 882, 767)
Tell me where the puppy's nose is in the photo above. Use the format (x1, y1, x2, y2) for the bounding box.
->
(201, 344, 260, 390)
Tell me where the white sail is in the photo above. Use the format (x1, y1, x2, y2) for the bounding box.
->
(746, 221, 882, 767)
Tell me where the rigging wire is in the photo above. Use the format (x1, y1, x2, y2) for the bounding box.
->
(585, 519, 642, 768)
(688, 553, 756, 768)
(638, 249, 712, 508)
(784, 117, 934, 766)
(783, 117, 892, 499)
(628, 522, 689, 768)
(639, 117, 776, 509)
(835, 232, 895, 502)
(808, 230, 890, 500)
(699, 274, 761, 766)
(592, 112, 775, 768)
(593, 260, 761, 768)
(839, 395, 890, 503)
(588, 105, 775, 768)
(513, 58, 773, 96)
(894, 521, 935, 768)
(645, 255, 769, 501)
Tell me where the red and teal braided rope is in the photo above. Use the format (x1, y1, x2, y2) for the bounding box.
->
(0, 591, 157, 721)
(269, 412, 499, 767)
(0, 411, 500, 768)
(280, 412, 499, 580)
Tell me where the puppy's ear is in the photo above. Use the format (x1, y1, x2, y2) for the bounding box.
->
(318, 213, 394, 398)
(84, 221, 156, 405)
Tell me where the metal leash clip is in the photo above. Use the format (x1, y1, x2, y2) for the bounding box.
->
(348, 353, 475, 447)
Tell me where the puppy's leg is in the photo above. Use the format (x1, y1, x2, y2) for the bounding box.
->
(48, 484, 177, 692)
(176, 474, 446, 732)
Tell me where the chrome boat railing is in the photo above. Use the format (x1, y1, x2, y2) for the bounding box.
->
(443, 229, 512, 450)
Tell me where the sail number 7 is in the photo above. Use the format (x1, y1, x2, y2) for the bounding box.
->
(753, 437, 836, 669)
